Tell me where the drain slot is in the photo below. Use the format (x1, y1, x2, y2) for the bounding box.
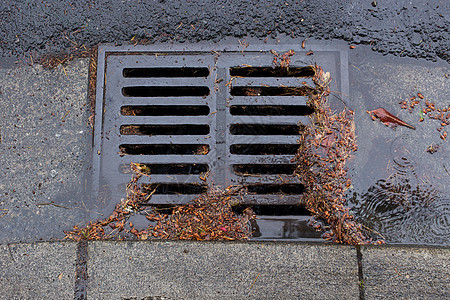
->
(120, 164, 209, 174)
(122, 86, 210, 97)
(230, 124, 300, 135)
(138, 204, 176, 213)
(246, 184, 304, 195)
(119, 144, 209, 155)
(230, 144, 298, 155)
(232, 164, 296, 175)
(230, 66, 315, 77)
(230, 86, 314, 96)
(233, 205, 310, 216)
(121, 105, 210, 116)
(123, 67, 209, 78)
(120, 124, 210, 135)
(230, 105, 313, 116)
(143, 183, 207, 195)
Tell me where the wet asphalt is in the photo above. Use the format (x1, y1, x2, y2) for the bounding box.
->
(0, 0, 449, 62)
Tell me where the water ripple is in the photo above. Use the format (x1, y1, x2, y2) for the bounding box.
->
(351, 156, 449, 245)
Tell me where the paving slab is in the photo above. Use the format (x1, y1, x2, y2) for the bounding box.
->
(88, 241, 359, 300)
(0, 242, 77, 299)
(361, 245, 450, 299)
(0, 59, 91, 243)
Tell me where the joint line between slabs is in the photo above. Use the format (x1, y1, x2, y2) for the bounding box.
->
(74, 240, 88, 300)
(356, 246, 365, 300)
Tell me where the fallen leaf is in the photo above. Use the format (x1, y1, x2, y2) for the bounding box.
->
(58, 273, 63, 280)
(367, 108, 416, 130)
(320, 131, 335, 151)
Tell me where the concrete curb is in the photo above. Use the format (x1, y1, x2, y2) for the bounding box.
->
(361, 244, 450, 299)
(1, 241, 448, 299)
(0, 242, 76, 299)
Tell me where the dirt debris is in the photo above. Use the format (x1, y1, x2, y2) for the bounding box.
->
(64, 163, 255, 241)
(399, 92, 449, 140)
(294, 65, 384, 245)
(33, 36, 98, 117)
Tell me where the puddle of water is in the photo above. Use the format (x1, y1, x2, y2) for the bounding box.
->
(251, 216, 322, 241)
(346, 45, 449, 245)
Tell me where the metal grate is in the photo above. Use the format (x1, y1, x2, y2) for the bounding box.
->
(93, 43, 349, 240)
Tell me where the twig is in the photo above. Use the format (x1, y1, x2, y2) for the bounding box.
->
(35, 203, 73, 209)
(7, 244, 15, 262)
(249, 272, 260, 290)
(443, 164, 450, 177)
(61, 109, 70, 121)
(79, 198, 104, 216)
(56, 58, 68, 76)
(360, 223, 386, 240)
(144, 187, 158, 201)
(105, 228, 118, 239)
(0, 208, 8, 219)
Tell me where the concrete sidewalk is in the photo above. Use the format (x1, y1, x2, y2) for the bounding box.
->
(0, 241, 448, 299)
(0, 58, 91, 244)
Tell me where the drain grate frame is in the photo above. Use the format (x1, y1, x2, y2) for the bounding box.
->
(92, 42, 349, 240)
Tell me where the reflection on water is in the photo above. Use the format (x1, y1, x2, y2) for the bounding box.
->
(350, 157, 449, 245)
(251, 215, 322, 241)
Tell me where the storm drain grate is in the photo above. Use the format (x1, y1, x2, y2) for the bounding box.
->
(93, 43, 349, 240)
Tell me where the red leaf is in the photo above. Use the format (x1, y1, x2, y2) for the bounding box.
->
(366, 108, 415, 130)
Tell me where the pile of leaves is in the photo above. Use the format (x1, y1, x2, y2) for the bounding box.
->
(294, 65, 384, 245)
(145, 187, 255, 240)
(64, 164, 254, 241)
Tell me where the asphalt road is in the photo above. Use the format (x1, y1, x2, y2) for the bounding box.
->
(0, 0, 449, 62)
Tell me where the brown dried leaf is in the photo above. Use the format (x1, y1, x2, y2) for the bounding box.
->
(367, 108, 416, 130)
